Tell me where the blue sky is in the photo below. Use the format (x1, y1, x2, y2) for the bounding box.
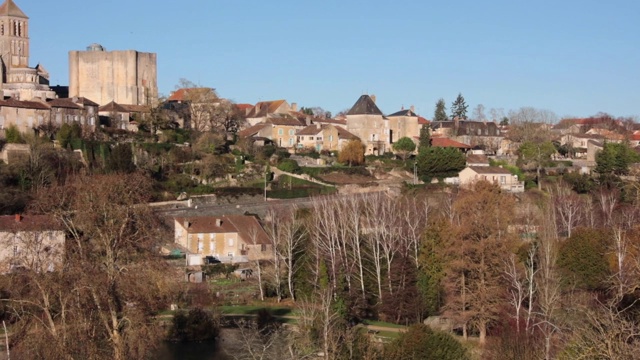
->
(22, 0, 640, 120)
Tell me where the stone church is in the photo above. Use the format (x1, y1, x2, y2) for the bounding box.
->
(0, 0, 56, 100)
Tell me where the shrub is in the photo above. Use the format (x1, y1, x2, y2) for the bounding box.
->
(169, 307, 220, 342)
(383, 324, 468, 360)
(5, 125, 24, 144)
(277, 159, 301, 174)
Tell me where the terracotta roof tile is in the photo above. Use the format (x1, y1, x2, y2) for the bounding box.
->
(175, 215, 270, 245)
(0, 215, 62, 232)
(431, 137, 472, 149)
(47, 98, 82, 109)
(468, 166, 512, 175)
(0, 98, 50, 110)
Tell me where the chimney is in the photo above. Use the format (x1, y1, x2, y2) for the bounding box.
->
(316, 123, 321, 129)
(15, 214, 21, 222)
(291, 102, 298, 112)
(410, 105, 415, 113)
(370, 94, 376, 103)
(183, 219, 190, 229)
(216, 218, 222, 227)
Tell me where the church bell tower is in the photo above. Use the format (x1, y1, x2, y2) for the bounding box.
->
(0, 0, 29, 82)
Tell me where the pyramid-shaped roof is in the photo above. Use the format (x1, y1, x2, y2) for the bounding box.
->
(0, 0, 28, 19)
(347, 95, 383, 116)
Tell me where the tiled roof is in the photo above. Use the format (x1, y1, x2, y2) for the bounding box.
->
(0, 0, 27, 19)
(99, 101, 129, 112)
(418, 117, 430, 125)
(466, 154, 489, 165)
(73, 97, 99, 107)
(47, 98, 82, 109)
(246, 100, 288, 118)
(313, 118, 347, 125)
(99, 101, 149, 113)
(238, 123, 269, 138)
(176, 215, 270, 245)
(347, 95, 383, 116)
(0, 98, 50, 110)
(266, 115, 305, 127)
(468, 166, 511, 175)
(0, 215, 62, 232)
(431, 137, 472, 149)
(335, 126, 358, 140)
(387, 109, 418, 117)
(296, 125, 323, 136)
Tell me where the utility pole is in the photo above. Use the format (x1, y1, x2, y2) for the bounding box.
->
(413, 162, 417, 185)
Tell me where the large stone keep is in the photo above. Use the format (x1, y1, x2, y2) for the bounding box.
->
(69, 44, 158, 106)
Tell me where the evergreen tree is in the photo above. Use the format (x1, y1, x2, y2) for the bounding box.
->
(416, 147, 466, 181)
(418, 124, 432, 151)
(450, 93, 468, 120)
(433, 99, 448, 122)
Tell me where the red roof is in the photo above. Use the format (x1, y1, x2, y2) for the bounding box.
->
(431, 137, 472, 149)
(0, 215, 62, 232)
(418, 116, 430, 125)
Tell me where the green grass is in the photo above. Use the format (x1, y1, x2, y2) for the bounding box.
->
(361, 319, 407, 329)
(218, 305, 295, 316)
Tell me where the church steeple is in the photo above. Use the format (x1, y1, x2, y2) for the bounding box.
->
(0, 0, 29, 73)
(0, 0, 28, 19)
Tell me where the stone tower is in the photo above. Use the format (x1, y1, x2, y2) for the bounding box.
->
(69, 45, 158, 106)
(0, 0, 29, 78)
(0, 0, 55, 100)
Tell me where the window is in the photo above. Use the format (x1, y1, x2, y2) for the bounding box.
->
(261, 244, 267, 252)
(228, 238, 234, 246)
(289, 129, 294, 135)
(317, 137, 322, 141)
(309, 136, 314, 140)
(329, 135, 333, 142)
(289, 138, 294, 146)
(198, 240, 203, 253)
(500, 176, 506, 184)
(278, 129, 283, 135)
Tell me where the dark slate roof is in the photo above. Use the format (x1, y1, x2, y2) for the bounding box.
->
(387, 109, 418, 117)
(346, 95, 383, 116)
(0, 0, 28, 19)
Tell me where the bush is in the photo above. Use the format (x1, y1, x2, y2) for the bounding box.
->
(277, 159, 301, 174)
(557, 228, 611, 291)
(5, 125, 24, 144)
(383, 324, 468, 360)
(169, 307, 220, 342)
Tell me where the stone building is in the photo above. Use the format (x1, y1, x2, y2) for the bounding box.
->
(69, 44, 157, 106)
(0, 0, 56, 100)
(345, 95, 388, 155)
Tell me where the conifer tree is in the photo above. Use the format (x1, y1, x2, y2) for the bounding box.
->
(418, 124, 431, 151)
(450, 93, 468, 120)
(434, 99, 448, 122)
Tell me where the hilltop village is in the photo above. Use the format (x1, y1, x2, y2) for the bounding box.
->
(1, 0, 640, 359)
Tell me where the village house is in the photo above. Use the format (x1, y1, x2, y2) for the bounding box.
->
(458, 166, 524, 193)
(386, 107, 422, 145)
(345, 95, 389, 155)
(0, 98, 50, 136)
(237, 115, 307, 149)
(296, 123, 358, 152)
(0, 214, 65, 273)
(174, 215, 272, 264)
(98, 101, 150, 132)
(245, 100, 294, 126)
(431, 119, 503, 154)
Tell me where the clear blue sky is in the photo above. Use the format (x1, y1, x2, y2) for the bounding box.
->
(22, 0, 640, 120)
